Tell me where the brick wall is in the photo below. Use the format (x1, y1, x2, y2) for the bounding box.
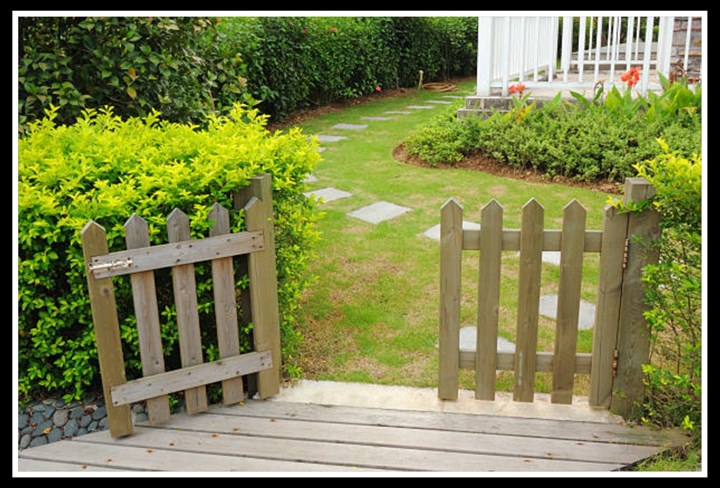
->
(671, 17, 702, 82)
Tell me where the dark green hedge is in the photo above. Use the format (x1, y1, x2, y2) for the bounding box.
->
(19, 16, 478, 126)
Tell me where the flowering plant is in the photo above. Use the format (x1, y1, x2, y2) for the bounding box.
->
(620, 66, 641, 88)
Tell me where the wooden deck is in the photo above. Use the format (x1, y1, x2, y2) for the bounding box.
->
(18, 400, 684, 473)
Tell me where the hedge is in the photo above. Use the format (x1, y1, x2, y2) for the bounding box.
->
(19, 16, 478, 126)
(18, 103, 320, 401)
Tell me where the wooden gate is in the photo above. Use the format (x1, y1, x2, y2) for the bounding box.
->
(81, 174, 281, 438)
(438, 177, 659, 418)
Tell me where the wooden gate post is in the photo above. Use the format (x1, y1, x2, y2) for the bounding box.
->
(610, 178, 660, 418)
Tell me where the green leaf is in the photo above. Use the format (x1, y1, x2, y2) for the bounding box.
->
(127, 86, 137, 99)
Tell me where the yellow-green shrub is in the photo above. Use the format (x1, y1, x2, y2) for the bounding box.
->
(18, 103, 320, 401)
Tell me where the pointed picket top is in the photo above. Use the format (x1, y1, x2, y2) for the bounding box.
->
(81, 219, 106, 240)
(441, 197, 463, 213)
(124, 213, 150, 248)
(209, 203, 230, 237)
(482, 198, 504, 214)
(167, 208, 190, 242)
(563, 199, 587, 218)
(522, 197, 544, 213)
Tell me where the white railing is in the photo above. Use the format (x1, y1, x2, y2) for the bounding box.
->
(476, 16, 687, 96)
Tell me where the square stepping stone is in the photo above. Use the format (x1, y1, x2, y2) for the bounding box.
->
(317, 147, 327, 153)
(303, 187, 352, 203)
(331, 123, 368, 130)
(455, 326, 516, 353)
(514, 251, 562, 265)
(422, 221, 481, 241)
(427, 100, 452, 104)
(360, 116, 391, 121)
(406, 105, 435, 109)
(539, 294, 596, 330)
(441, 95, 465, 99)
(347, 201, 411, 224)
(317, 135, 348, 143)
(385, 111, 412, 115)
(303, 174, 318, 183)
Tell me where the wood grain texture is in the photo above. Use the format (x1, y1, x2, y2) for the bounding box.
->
(463, 229, 602, 252)
(514, 199, 544, 402)
(476, 199, 503, 400)
(612, 179, 659, 418)
(167, 208, 208, 415)
(589, 205, 629, 407)
(552, 200, 587, 404)
(89, 230, 264, 279)
(439, 198, 463, 400)
(244, 176, 282, 398)
(209, 203, 244, 405)
(81, 221, 133, 438)
(124, 214, 171, 424)
(110, 351, 272, 405)
(461, 350, 592, 374)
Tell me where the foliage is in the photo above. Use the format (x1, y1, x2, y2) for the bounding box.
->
(18, 17, 249, 130)
(631, 141, 702, 435)
(18, 103, 320, 401)
(405, 78, 701, 182)
(217, 17, 478, 119)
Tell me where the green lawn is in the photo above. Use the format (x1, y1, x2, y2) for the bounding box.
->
(290, 80, 614, 394)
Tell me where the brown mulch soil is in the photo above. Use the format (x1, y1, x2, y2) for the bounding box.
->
(392, 143, 623, 194)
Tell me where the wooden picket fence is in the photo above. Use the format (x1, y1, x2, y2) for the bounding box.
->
(81, 174, 282, 438)
(439, 178, 659, 417)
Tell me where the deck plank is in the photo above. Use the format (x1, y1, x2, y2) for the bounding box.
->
(17, 400, 683, 473)
(169, 411, 658, 465)
(225, 401, 684, 447)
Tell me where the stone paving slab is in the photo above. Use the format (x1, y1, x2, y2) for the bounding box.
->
(422, 221, 481, 241)
(331, 123, 368, 130)
(347, 201, 411, 224)
(318, 147, 327, 153)
(385, 111, 412, 115)
(427, 100, 452, 104)
(442, 95, 465, 99)
(303, 187, 352, 203)
(406, 105, 436, 110)
(317, 135, 348, 142)
(360, 116, 392, 121)
(455, 326, 516, 352)
(539, 294, 596, 330)
(303, 174, 318, 183)
(514, 251, 562, 265)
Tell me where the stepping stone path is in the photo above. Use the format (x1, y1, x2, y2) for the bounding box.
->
(303, 174, 318, 183)
(348, 201, 411, 224)
(538, 294, 596, 330)
(304, 187, 352, 203)
(427, 100, 452, 104)
(331, 123, 368, 130)
(318, 147, 327, 153)
(317, 135, 347, 142)
(385, 111, 412, 115)
(514, 251, 562, 265)
(406, 105, 436, 110)
(360, 116, 392, 121)
(434, 326, 516, 353)
(422, 221, 481, 241)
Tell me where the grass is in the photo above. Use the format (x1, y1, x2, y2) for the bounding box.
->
(288, 80, 616, 394)
(632, 442, 702, 472)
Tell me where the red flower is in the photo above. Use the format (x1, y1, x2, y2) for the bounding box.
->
(375, 85, 382, 92)
(332, 27, 337, 32)
(621, 66, 640, 88)
(508, 83, 525, 95)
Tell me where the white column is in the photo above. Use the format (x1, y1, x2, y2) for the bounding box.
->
(561, 16, 573, 83)
(640, 16, 654, 94)
(477, 17, 494, 96)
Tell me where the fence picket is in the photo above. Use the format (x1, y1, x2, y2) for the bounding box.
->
(513, 199, 544, 402)
(209, 203, 244, 405)
(439, 199, 463, 400)
(81, 221, 133, 438)
(167, 208, 208, 415)
(476, 200, 503, 400)
(124, 214, 171, 424)
(551, 200, 586, 404)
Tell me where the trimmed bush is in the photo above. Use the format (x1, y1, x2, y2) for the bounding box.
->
(18, 103, 320, 401)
